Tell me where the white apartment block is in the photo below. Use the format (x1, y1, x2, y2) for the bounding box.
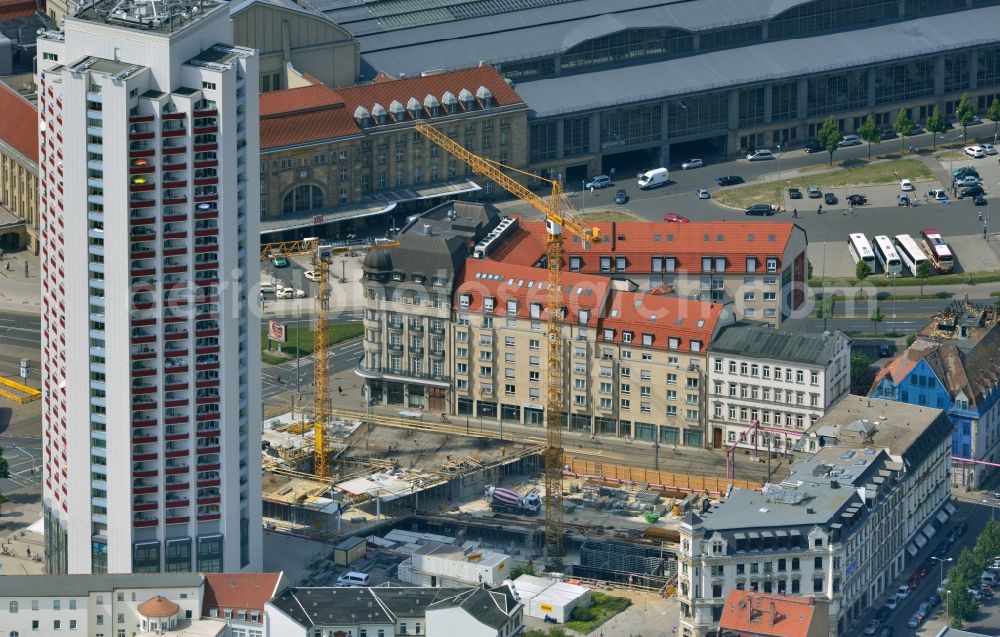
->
(677, 396, 953, 637)
(36, 0, 262, 574)
(707, 325, 850, 452)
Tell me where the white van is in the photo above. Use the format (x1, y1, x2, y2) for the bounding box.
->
(637, 167, 669, 189)
(746, 149, 774, 161)
(336, 572, 370, 587)
(982, 571, 998, 586)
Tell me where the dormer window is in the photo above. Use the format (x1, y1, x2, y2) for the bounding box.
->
(506, 300, 518, 316)
(579, 309, 590, 325)
(483, 297, 494, 313)
(407, 97, 422, 120)
(459, 294, 471, 308)
(442, 91, 458, 114)
(476, 85, 493, 107)
(423, 94, 440, 117)
(459, 88, 475, 111)
(371, 103, 387, 125)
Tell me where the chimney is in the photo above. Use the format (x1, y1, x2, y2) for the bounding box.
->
(423, 224, 432, 235)
(770, 601, 778, 625)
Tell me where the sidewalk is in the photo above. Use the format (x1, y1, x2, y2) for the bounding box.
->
(0, 251, 40, 314)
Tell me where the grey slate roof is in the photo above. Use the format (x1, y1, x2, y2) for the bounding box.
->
(0, 573, 203, 597)
(709, 324, 845, 366)
(268, 586, 472, 628)
(515, 7, 1000, 117)
(426, 586, 517, 630)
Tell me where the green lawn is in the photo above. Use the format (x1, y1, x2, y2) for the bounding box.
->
(261, 321, 363, 365)
(713, 159, 935, 210)
(564, 592, 631, 634)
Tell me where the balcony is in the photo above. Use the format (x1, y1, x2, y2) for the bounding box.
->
(132, 367, 156, 378)
(197, 513, 221, 521)
(193, 159, 218, 169)
(193, 108, 218, 117)
(163, 195, 187, 205)
(132, 418, 157, 429)
(133, 518, 158, 528)
(129, 131, 154, 141)
(132, 468, 158, 478)
(132, 384, 156, 395)
(162, 112, 186, 121)
(164, 330, 189, 341)
(129, 115, 155, 124)
(130, 198, 155, 208)
(133, 501, 157, 512)
(165, 516, 190, 525)
(165, 482, 189, 492)
(130, 147, 155, 158)
(131, 332, 156, 345)
(197, 496, 221, 505)
(165, 497, 190, 508)
(162, 146, 186, 155)
(130, 213, 155, 226)
(162, 128, 186, 138)
(132, 434, 157, 444)
(193, 125, 218, 135)
(196, 445, 220, 455)
(165, 449, 188, 459)
(162, 179, 187, 189)
(133, 485, 158, 495)
(165, 465, 190, 475)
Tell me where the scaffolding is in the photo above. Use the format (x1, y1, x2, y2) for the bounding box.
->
(576, 539, 674, 587)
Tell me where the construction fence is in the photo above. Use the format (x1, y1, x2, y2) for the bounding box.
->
(0, 376, 40, 404)
(565, 457, 760, 495)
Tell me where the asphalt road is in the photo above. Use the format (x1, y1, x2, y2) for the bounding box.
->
(518, 121, 1000, 246)
(262, 337, 363, 402)
(0, 435, 42, 491)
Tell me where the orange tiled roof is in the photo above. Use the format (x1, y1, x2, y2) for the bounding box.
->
(0, 81, 38, 162)
(867, 338, 936, 395)
(599, 289, 723, 353)
(202, 573, 284, 620)
(258, 65, 523, 150)
(509, 221, 797, 275)
(719, 590, 817, 637)
(137, 596, 179, 618)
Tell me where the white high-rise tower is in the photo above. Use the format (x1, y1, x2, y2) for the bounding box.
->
(36, 0, 262, 574)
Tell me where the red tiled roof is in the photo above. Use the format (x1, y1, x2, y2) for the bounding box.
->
(0, 81, 38, 162)
(137, 596, 179, 618)
(507, 221, 797, 275)
(719, 590, 817, 637)
(867, 338, 936, 395)
(453, 260, 724, 353)
(202, 573, 284, 621)
(259, 65, 523, 149)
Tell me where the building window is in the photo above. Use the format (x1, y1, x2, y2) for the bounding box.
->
(8, 602, 16, 613)
(281, 185, 324, 214)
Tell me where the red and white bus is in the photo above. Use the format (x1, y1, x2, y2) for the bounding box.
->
(920, 229, 954, 273)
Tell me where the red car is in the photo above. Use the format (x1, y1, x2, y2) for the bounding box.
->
(663, 213, 690, 223)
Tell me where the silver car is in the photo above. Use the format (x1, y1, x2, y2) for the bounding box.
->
(682, 158, 704, 170)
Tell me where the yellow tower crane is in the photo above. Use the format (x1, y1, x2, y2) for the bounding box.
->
(414, 120, 602, 559)
(259, 239, 397, 478)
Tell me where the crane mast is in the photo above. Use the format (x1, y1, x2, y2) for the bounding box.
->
(414, 121, 601, 558)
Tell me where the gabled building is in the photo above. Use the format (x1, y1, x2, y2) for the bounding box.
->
(719, 590, 829, 637)
(869, 321, 1000, 488)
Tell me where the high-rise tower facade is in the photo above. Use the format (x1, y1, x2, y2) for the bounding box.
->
(36, 0, 262, 574)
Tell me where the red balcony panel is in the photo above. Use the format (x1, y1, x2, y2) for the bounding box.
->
(130, 232, 156, 242)
(132, 435, 157, 444)
(164, 399, 187, 408)
(131, 267, 156, 277)
(164, 331, 188, 341)
(196, 429, 220, 438)
(162, 213, 187, 223)
(162, 232, 187, 240)
(165, 431, 188, 441)
(197, 479, 220, 488)
(162, 146, 186, 156)
(196, 412, 219, 422)
(193, 109, 217, 117)
(194, 262, 218, 272)
(163, 265, 187, 275)
(197, 463, 220, 472)
(133, 302, 155, 311)
(165, 482, 189, 492)
(162, 129, 187, 138)
(193, 160, 218, 169)
(133, 485, 158, 495)
(162, 180, 187, 189)
(164, 416, 187, 425)
(133, 501, 157, 511)
(163, 248, 187, 257)
(133, 451, 158, 462)
(194, 229, 217, 238)
(132, 469, 157, 478)
(194, 144, 217, 152)
(196, 397, 219, 407)
(162, 112, 186, 121)
(195, 380, 219, 390)
(165, 449, 188, 459)
(165, 466, 190, 475)
(132, 400, 157, 411)
(166, 499, 190, 508)
(165, 516, 190, 525)
(132, 335, 156, 345)
(163, 197, 187, 205)
(130, 183, 155, 192)
(131, 199, 155, 208)
(133, 519, 158, 528)
(196, 329, 220, 338)
(132, 419, 157, 429)
(131, 317, 156, 327)
(164, 364, 188, 374)
(129, 132, 155, 141)
(163, 315, 186, 324)
(194, 210, 217, 221)
(162, 160, 187, 170)
(194, 278, 219, 287)
(194, 245, 218, 255)
(130, 115, 155, 123)
(197, 445, 220, 455)
(197, 496, 221, 505)
(196, 363, 220, 372)
(193, 126, 218, 135)
(132, 385, 156, 395)
(130, 217, 155, 226)
(132, 351, 156, 361)
(194, 178, 218, 187)
(165, 382, 189, 391)
(129, 148, 155, 158)
(131, 249, 155, 259)
(130, 165, 155, 175)
(193, 195, 217, 203)
(197, 513, 221, 521)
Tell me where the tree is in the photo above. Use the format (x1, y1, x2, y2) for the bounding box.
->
(856, 259, 872, 284)
(815, 295, 835, 331)
(858, 114, 881, 160)
(926, 107, 948, 149)
(955, 92, 977, 143)
(0, 446, 8, 480)
(916, 260, 932, 295)
(817, 116, 842, 165)
(894, 109, 914, 154)
(510, 562, 536, 579)
(987, 97, 1000, 142)
(870, 304, 884, 334)
(850, 352, 876, 394)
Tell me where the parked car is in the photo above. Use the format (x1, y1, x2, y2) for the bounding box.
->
(715, 175, 744, 186)
(955, 175, 981, 187)
(928, 593, 941, 607)
(960, 185, 985, 198)
(847, 194, 867, 206)
(916, 603, 930, 620)
(906, 613, 922, 629)
(807, 186, 822, 198)
(825, 192, 838, 205)
(906, 124, 926, 136)
(898, 195, 911, 206)
(788, 187, 802, 199)
(881, 129, 897, 140)
(974, 195, 988, 206)
(696, 188, 711, 200)
(929, 189, 949, 201)
(585, 175, 612, 189)
(838, 134, 862, 147)
(907, 573, 922, 588)
(681, 158, 704, 170)
(938, 578, 950, 593)
(277, 287, 306, 299)
(272, 256, 290, 268)
(877, 628, 893, 637)
(304, 270, 320, 282)
(965, 145, 987, 158)
(885, 597, 898, 611)
(981, 143, 997, 155)
(663, 213, 690, 223)
(746, 149, 774, 161)
(864, 619, 880, 635)
(954, 166, 979, 178)
(897, 585, 912, 600)
(875, 606, 891, 622)
(804, 140, 823, 153)
(900, 179, 914, 191)
(614, 189, 628, 204)
(745, 204, 776, 216)
(969, 588, 983, 601)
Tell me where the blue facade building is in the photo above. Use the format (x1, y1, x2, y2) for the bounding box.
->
(869, 324, 1000, 488)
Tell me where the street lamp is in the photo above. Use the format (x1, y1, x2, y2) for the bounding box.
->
(931, 556, 952, 589)
(982, 496, 1000, 520)
(581, 180, 586, 214)
(776, 144, 782, 182)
